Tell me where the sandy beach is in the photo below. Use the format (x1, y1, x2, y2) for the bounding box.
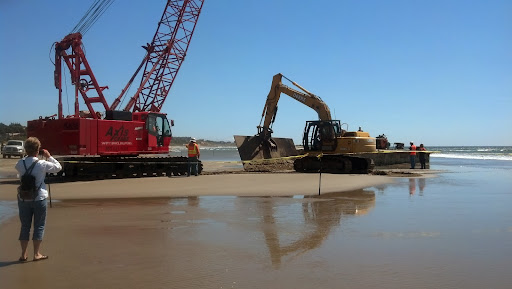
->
(1, 157, 511, 289)
(0, 158, 395, 288)
(1, 0, 510, 286)
(0, 157, 394, 200)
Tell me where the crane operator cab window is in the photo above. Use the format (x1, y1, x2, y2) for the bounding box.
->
(147, 113, 172, 146)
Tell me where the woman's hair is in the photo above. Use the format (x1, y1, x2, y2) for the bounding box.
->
(24, 137, 41, 156)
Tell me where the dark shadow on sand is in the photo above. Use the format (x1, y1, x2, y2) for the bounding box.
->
(0, 260, 28, 268)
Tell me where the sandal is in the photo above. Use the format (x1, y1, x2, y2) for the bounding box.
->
(33, 255, 49, 261)
(18, 257, 28, 262)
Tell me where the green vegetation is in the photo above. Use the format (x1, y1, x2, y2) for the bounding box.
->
(0, 122, 26, 144)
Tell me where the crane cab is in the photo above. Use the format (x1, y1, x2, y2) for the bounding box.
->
(132, 111, 173, 153)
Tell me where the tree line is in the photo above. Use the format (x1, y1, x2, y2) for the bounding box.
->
(0, 122, 26, 143)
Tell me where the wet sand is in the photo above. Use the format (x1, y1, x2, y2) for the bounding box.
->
(2, 158, 511, 288)
(0, 193, 380, 289)
(0, 158, 395, 288)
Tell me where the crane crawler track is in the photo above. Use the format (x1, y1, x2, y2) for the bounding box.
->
(47, 156, 202, 182)
(293, 155, 374, 174)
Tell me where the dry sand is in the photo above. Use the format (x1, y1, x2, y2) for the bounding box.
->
(0, 158, 397, 201)
(0, 173, 393, 200)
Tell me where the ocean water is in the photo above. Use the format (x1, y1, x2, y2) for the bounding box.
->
(429, 146, 512, 161)
(171, 145, 512, 170)
(429, 146, 512, 172)
(171, 145, 512, 162)
(169, 146, 241, 162)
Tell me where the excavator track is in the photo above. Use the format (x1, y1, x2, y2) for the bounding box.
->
(293, 154, 374, 174)
(46, 156, 202, 182)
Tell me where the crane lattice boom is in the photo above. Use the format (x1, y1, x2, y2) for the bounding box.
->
(124, 0, 205, 112)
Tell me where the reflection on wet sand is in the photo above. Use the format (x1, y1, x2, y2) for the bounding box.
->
(2, 170, 511, 289)
(409, 178, 427, 196)
(50, 192, 377, 269)
(258, 190, 376, 268)
(419, 178, 426, 195)
(409, 178, 416, 195)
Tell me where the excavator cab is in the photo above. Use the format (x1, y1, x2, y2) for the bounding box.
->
(303, 120, 343, 152)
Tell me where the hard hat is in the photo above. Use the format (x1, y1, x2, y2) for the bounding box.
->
(190, 138, 196, 142)
(410, 141, 414, 144)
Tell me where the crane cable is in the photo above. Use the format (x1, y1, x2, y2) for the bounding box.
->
(46, 0, 114, 117)
(71, 0, 115, 35)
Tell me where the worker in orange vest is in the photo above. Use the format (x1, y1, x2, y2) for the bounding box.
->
(409, 141, 417, 169)
(187, 138, 200, 176)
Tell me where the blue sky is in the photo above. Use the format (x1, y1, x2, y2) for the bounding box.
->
(1, 0, 510, 146)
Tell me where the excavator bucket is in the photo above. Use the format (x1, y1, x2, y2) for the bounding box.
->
(234, 135, 298, 161)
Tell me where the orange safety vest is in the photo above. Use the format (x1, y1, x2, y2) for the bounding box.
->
(188, 143, 199, 157)
(410, 145, 417, 155)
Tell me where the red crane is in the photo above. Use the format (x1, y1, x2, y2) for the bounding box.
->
(112, 0, 204, 113)
(27, 0, 205, 179)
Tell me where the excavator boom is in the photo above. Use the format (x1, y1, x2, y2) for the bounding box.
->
(258, 73, 331, 138)
(236, 73, 330, 162)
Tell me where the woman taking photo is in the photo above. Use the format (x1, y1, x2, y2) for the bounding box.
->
(15, 137, 62, 262)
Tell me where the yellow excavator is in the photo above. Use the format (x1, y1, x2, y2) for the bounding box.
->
(234, 73, 376, 174)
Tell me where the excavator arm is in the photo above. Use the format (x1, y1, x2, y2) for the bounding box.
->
(235, 73, 332, 161)
(258, 73, 331, 140)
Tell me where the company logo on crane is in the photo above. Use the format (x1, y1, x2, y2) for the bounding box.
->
(105, 126, 130, 142)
